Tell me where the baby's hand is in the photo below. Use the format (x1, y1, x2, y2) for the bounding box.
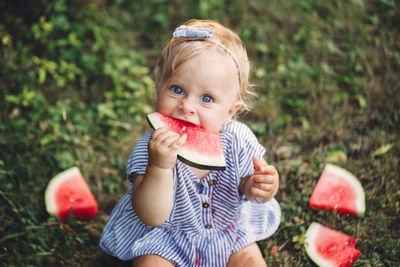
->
(148, 127, 187, 169)
(242, 157, 279, 203)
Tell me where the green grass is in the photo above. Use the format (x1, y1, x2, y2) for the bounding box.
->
(1, 0, 399, 266)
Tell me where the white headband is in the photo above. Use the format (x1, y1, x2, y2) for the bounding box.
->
(172, 26, 240, 71)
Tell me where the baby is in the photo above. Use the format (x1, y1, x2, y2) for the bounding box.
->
(100, 19, 281, 267)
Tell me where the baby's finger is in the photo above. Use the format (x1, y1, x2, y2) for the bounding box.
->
(252, 182, 276, 192)
(252, 174, 276, 184)
(250, 187, 271, 202)
(151, 127, 168, 140)
(253, 157, 267, 171)
(155, 129, 179, 143)
(170, 134, 187, 150)
(255, 165, 277, 175)
(160, 132, 180, 146)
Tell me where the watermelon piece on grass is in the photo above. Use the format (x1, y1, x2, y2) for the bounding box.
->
(309, 164, 365, 216)
(305, 222, 361, 267)
(147, 112, 226, 170)
(45, 167, 98, 221)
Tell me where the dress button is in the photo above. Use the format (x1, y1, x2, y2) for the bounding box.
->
(202, 203, 209, 208)
(208, 179, 215, 186)
(205, 224, 212, 229)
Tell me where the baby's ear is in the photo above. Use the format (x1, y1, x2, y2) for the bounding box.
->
(228, 101, 242, 118)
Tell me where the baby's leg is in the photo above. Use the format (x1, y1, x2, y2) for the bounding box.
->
(132, 254, 174, 267)
(227, 242, 267, 267)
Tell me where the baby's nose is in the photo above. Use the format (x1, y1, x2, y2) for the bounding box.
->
(178, 98, 196, 115)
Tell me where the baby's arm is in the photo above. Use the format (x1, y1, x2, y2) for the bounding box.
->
(131, 127, 186, 226)
(239, 157, 279, 203)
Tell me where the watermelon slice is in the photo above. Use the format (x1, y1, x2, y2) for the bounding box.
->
(147, 112, 226, 170)
(309, 164, 365, 216)
(45, 167, 98, 221)
(305, 222, 361, 267)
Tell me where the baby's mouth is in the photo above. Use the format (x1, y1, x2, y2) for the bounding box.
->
(173, 116, 197, 125)
(173, 116, 202, 128)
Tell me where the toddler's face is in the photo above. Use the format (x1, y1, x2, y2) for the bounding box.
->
(156, 51, 242, 132)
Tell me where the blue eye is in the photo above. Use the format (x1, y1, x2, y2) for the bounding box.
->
(201, 95, 213, 103)
(171, 86, 183, 95)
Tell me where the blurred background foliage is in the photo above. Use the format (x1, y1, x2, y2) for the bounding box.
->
(1, 0, 399, 266)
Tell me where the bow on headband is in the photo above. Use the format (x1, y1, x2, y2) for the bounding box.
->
(173, 26, 213, 39)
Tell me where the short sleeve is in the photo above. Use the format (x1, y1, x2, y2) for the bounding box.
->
(224, 120, 266, 179)
(126, 131, 152, 184)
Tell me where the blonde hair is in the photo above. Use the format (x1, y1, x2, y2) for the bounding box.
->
(155, 19, 253, 111)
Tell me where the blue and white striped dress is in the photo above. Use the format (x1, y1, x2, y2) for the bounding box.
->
(100, 120, 281, 266)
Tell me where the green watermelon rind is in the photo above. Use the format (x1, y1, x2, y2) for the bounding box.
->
(324, 164, 366, 216)
(147, 112, 226, 171)
(305, 222, 361, 267)
(45, 167, 97, 220)
(178, 151, 226, 171)
(305, 222, 337, 267)
(45, 167, 82, 216)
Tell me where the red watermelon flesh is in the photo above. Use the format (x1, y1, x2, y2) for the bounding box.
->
(305, 222, 361, 267)
(45, 167, 98, 221)
(309, 164, 365, 216)
(147, 112, 226, 170)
